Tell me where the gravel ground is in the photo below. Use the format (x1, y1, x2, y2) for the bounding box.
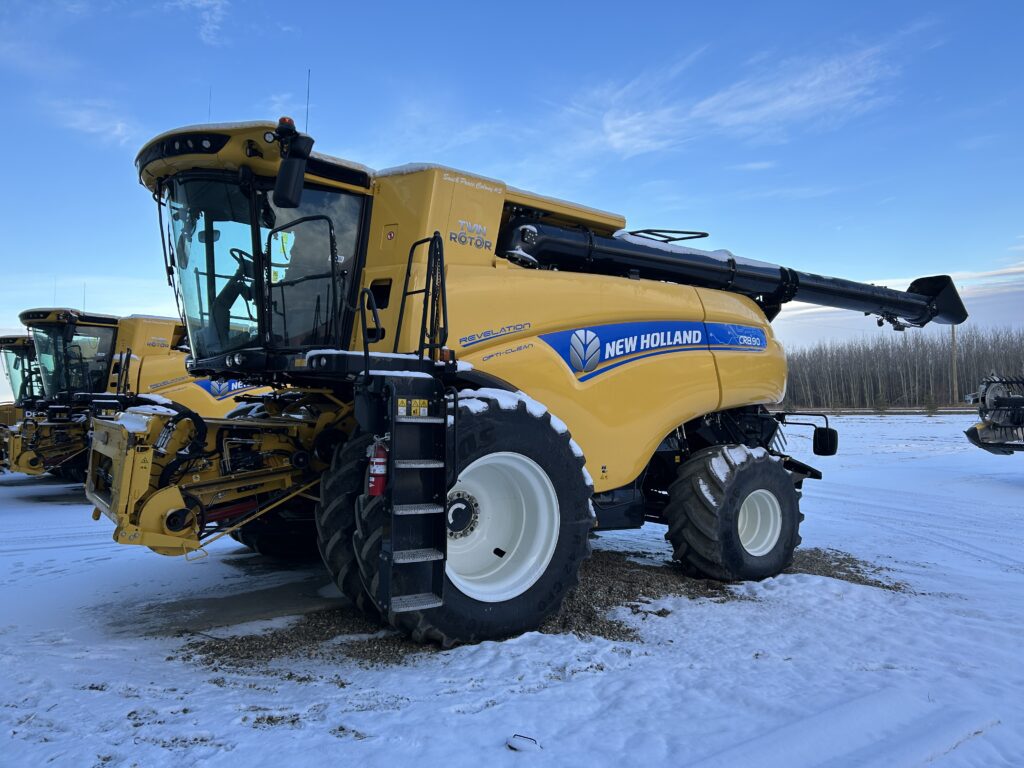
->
(180, 546, 900, 669)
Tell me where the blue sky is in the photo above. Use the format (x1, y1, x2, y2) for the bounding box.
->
(1, 0, 1022, 363)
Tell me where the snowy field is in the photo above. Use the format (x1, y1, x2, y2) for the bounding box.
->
(1, 415, 1022, 766)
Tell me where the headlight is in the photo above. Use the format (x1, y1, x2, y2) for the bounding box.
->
(232, 353, 244, 366)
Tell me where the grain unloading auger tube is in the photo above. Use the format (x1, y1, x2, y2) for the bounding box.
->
(499, 220, 967, 329)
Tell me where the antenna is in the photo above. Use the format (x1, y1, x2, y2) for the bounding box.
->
(53, 276, 57, 304)
(305, 68, 311, 131)
(208, 86, 212, 122)
(82, 282, 86, 311)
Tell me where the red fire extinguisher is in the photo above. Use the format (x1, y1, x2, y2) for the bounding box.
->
(367, 438, 388, 496)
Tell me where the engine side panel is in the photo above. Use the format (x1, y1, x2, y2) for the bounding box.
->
(443, 266, 785, 491)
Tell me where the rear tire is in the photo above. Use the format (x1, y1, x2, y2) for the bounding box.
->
(353, 390, 594, 647)
(57, 454, 88, 484)
(223, 403, 319, 561)
(664, 445, 801, 581)
(231, 511, 320, 561)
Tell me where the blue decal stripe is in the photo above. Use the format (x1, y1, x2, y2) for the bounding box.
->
(577, 346, 707, 382)
(579, 343, 705, 374)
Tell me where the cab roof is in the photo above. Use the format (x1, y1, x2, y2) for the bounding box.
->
(19, 308, 120, 327)
(0, 335, 33, 350)
(136, 121, 625, 231)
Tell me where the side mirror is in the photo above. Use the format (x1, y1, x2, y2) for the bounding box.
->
(813, 427, 839, 456)
(273, 117, 315, 209)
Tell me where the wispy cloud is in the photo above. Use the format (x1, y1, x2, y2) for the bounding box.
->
(171, 0, 229, 46)
(959, 133, 1000, 151)
(49, 98, 138, 144)
(731, 160, 777, 171)
(527, 35, 903, 167)
(0, 37, 78, 75)
(555, 48, 706, 160)
(690, 45, 895, 138)
(264, 92, 297, 117)
(740, 185, 838, 200)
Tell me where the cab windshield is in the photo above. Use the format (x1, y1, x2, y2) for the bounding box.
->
(1, 346, 40, 403)
(30, 324, 116, 397)
(163, 174, 364, 360)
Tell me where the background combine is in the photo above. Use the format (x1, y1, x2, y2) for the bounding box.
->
(0, 335, 41, 469)
(3, 310, 276, 498)
(966, 375, 1024, 454)
(86, 118, 967, 647)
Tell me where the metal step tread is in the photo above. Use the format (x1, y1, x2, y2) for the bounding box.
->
(393, 503, 445, 516)
(395, 415, 445, 424)
(392, 547, 445, 564)
(394, 459, 445, 469)
(390, 592, 444, 613)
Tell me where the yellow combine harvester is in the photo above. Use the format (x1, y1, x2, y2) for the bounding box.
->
(87, 118, 967, 646)
(0, 336, 42, 472)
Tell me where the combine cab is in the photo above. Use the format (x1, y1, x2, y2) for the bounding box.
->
(88, 118, 967, 645)
(966, 376, 1024, 454)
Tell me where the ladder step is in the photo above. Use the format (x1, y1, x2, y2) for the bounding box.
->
(395, 415, 445, 424)
(394, 459, 444, 469)
(392, 547, 445, 564)
(393, 503, 445, 516)
(390, 592, 444, 613)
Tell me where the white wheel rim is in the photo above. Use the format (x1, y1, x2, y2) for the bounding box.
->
(737, 488, 782, 557)
(445, 452, 560, 603)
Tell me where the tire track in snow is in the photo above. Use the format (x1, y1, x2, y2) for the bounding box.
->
(689, 687, 1001, 768)
(806, 488, 1024, 569)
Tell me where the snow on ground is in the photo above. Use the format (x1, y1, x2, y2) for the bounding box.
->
(1, 415, 1022, 766)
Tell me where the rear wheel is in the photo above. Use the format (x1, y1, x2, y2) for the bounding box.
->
(56, 453, 88, 484)
(224, 404, 318, 561)
(231, 511, 320, 560)
(664, 444, 801, 581)
(353, 390, 594, 647)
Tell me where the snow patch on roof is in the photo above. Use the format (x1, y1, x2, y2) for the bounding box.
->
(614, 231, 778, 270)
(509, 187, 621, 221)
(309, 151, 374, 178)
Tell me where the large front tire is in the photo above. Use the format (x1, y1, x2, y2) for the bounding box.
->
(315, 433, 380, 618)
(354, 390, 594, 647)
(664, 445, 802, 581)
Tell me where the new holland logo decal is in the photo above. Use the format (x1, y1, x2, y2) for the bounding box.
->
(541, 321, 767, 382)
(569, 329, 601, 373)
(193, 379, 260, 399)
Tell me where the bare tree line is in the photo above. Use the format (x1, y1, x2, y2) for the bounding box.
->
(782, 326, 1024, 410)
